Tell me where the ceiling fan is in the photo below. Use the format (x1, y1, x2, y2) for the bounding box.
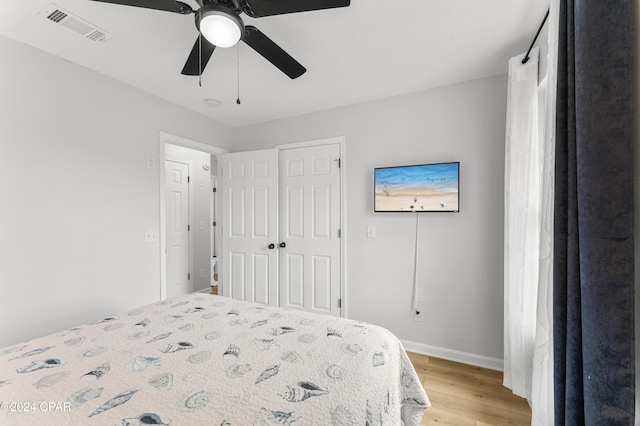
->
(88, 0, 351, 79)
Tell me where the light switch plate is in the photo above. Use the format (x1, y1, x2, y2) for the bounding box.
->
(146, 156, 156, 170)
(144, 229, 158, 243)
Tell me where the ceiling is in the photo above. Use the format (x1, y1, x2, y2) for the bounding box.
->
(0, 0, 548, 128)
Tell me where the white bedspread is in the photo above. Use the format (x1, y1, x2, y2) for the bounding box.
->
(0, 293, 429, 425)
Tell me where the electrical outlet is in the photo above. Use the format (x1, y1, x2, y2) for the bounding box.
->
(366, 225, 376, 238)
(413, 308, 424, 322)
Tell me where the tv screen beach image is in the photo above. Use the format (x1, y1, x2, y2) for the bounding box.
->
(375, 162, 459, 212)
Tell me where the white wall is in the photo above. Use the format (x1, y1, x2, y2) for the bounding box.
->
(233, 75, 507, 366)
(0, 35, 233, 348)
(165, 143, 212, 292)
(0, 33, 510, 367)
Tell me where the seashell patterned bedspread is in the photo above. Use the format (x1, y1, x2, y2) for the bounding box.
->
(0, 293, 430, 425)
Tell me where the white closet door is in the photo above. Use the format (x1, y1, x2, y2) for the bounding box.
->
(165, 160, 190, 298)
(278, 144, 341, 316)
(221, 150, 279, 306)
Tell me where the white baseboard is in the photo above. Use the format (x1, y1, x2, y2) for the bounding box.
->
(401, 339, 504, 372)
(194, 287, 212, 294)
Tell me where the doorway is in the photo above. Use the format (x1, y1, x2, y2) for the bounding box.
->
(159, 132, 227, 300)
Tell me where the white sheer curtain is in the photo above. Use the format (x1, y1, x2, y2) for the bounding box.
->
(504, 2, 558, 424)
(503, 46, 541, 402)
(531, 1, 558, 424)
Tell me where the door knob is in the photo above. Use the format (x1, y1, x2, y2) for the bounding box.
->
(268, 243, 276, 250)
(278, 242, 286, 248)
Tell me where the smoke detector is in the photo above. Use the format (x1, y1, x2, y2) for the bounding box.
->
(204, 99, 222, 108)
(39, 3, 114, 43)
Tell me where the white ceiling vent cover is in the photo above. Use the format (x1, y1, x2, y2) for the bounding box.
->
(38, 3, 114, 42)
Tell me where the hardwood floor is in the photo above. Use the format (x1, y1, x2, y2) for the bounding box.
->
(407, 352, 532, 426)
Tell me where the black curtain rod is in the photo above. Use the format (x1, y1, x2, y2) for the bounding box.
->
(522, 8, 550, 64)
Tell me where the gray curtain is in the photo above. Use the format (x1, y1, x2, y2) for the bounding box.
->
(553, 0, 635, 424)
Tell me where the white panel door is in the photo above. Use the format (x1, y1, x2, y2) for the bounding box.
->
(279, 144, 341, 316)
(165, 160, 190, 298)
(221, 150, 278, 305)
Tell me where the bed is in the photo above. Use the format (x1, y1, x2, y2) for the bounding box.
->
(0, 293, 430, 425)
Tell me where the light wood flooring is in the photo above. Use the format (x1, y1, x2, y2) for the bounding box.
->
(407, 352, 532, 426)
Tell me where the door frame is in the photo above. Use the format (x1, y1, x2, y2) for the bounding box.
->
(159, 132, 228, 300)
(210, 175, 218, 290)
(276, 136, 347, 318)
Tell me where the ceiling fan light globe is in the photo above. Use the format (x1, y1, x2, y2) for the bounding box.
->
(199, 9, 243, 48)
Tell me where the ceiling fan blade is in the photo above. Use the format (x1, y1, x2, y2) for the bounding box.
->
(88, 0, 193, 14)
(241, 0, 349, 18)
(181, 35, 216, 76)
(242, 26, 306, 79)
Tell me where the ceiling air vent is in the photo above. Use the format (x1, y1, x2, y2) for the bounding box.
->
(38, 3, 114, 43)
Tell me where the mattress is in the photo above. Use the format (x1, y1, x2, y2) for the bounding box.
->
(0, 293, 430, 425)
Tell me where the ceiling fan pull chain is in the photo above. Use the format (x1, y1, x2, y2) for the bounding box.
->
(236, 42, 241, 105)
(198, 17, 202, 87)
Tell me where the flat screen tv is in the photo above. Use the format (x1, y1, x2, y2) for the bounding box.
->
(374, 162, 459, 212)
